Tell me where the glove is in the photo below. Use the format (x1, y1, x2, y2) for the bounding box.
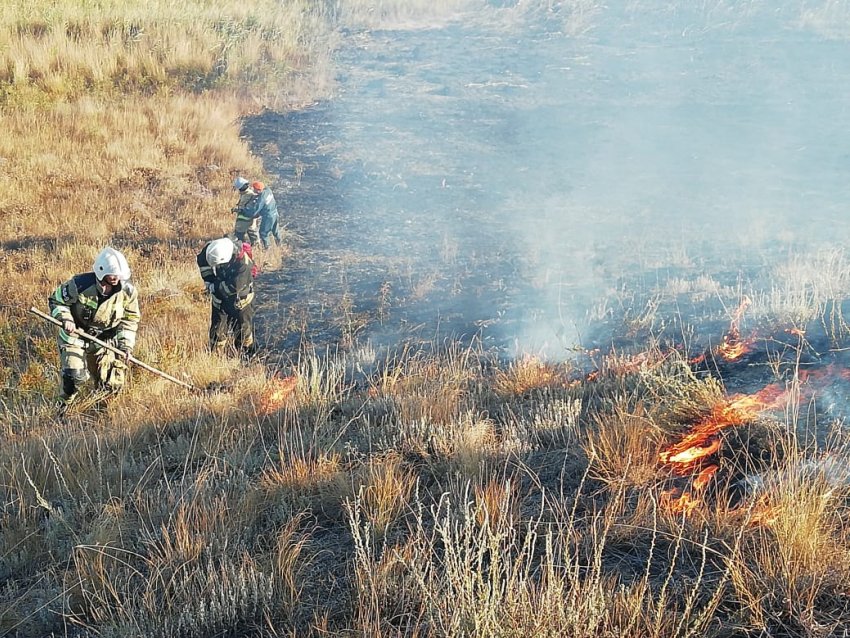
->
(106, 358, 128, 391)
(62, 320, 77, 334)
(120, 348, 133, 363)
(205, 282, 215, 294)
(230, 207, 239, 214)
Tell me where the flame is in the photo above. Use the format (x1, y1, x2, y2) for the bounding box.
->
(747, 501, 780, 527)
(692, 465, 719, 491)
(257, 375, 298, 415)
(730, 296, 751, 328)
(798, 363, 850, 388)
(660, 329, 850, 518)
(661, 383, 787, 475)
(662, 488, 701, 516)
(661, 464, 721, 514)
(719, 334, 748, 360)
(663, 437, 720, 465)
(718, 297, 755, 361)
(688, 352, 706, 366)
(659, 382, 789, 514)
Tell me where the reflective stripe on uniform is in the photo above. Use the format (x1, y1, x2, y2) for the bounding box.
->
(78, 295, 98, 309)
(116, 330, 137, 348)
(237, 291, 255, 308)
(59, 329, 85, 346)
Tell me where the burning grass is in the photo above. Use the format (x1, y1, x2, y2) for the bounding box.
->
(6, 312, 850, 635)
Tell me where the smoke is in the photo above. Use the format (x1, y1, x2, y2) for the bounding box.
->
(249, 2, 850, 357)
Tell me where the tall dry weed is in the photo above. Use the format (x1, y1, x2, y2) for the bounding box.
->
(728, 448, 850, 633)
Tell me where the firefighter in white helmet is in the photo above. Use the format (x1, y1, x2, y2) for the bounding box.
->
(48, 247, 140, 408)
(231, 176, 260, 247)
(197, 236, 256, 353)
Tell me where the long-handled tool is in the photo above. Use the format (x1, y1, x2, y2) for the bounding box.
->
(29, 307, 195, 391)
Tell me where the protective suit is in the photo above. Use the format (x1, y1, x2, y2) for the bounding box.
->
(197, 236, 256, 353)
(247, 182, 281, 250)
(49, 248, 140, 405)
(231, 178, 260, 247)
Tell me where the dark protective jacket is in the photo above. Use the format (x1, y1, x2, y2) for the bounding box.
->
(197, 238, 255, 310)
(48, 273, 141, 352)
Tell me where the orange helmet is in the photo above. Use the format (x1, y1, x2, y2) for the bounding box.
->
(252, 181, 265, 192)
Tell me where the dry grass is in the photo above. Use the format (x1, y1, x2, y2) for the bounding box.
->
(349, 471, 726, 638)
(1, 0, 334, 107)
(6, 324, 850, 635)
(583, 399, 662, 488)
(4, 1, 850, 636)
(348, 452, 416, 543)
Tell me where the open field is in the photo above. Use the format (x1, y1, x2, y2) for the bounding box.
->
(4, 1, 850, 637)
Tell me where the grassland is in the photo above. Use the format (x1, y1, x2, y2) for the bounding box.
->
(3, 1, 850, 637)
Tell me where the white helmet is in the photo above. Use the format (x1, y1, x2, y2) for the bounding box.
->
(233, 176, 249, 191)
(93, 247, 131, 281)
(206, 238, 235, 267)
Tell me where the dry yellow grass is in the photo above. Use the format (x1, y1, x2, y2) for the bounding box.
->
(4, 1, 850, 637)
(1, 0, 334, 106)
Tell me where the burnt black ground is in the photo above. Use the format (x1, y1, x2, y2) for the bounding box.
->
(212, 13, 850, 635)
(241, 10, 850, 634)
(242, 7, 850, 395)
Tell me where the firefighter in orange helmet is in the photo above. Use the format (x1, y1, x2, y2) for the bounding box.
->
(250, 181, 282, 250)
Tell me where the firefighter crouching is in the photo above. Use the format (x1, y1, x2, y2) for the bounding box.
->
(49, 247, 140, 408)
(231, 176, 260, 247)
(197, 236, 256, 353)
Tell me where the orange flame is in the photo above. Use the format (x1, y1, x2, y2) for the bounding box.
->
(664, 438, 721, 468)
(662, 488, 701, 516)
(719, 334, 748, 360)
(257, 375, 298, 415)
(730, 296, 751, 329)
(661, 464, 720, 515)
(688, 352, 706, 366)
(659, 382, 789, 514)
(662, 334, 850, 517)
(661, 384, 787, 472)
(747, 501, 780, 527)
(692, 465, 719, 491)
(718, 297, 755, 361)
